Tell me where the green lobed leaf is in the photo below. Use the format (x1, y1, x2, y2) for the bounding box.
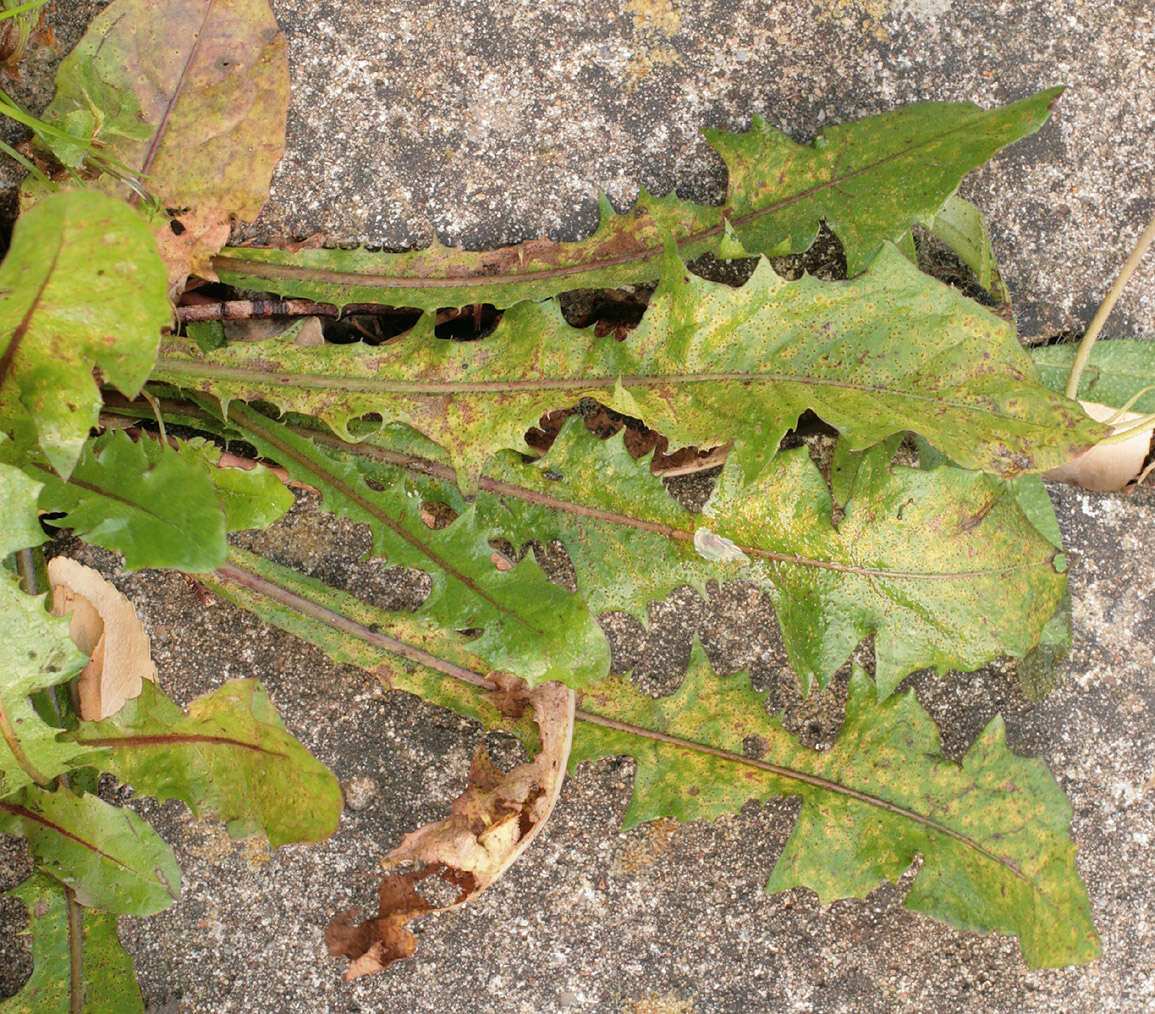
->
(67, 679, 342, 848)
(0, 578, 91, 799)
(469, 421, 1067, 694)
(155, 245, 1104, 485)
(32, 430, 227, 572)
(571, 650, 1099, 969)
(212, 89, 1061, 308)
(1031, 339, 1155, 413)
(197, 554, 1098, 969)
(185, 437, 295, 532)
(0, 190, 170, 478)
(244, 418, 1066, 695)
(214, 403, 610, 689)
(0, 784, 179, 915)
(204, 548, 539, 748)
(0, 873, 143, 1014)
(0, 451, 46, 556)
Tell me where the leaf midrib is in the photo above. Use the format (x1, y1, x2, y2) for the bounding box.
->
(209, 107, 989, 290)
(225, 402, 544, 636)
(0, 230, 64, 393)
(72, 731, 288, 757)
(288, 426, 1056, 583)
(157, 356, 1056, 430)
(216, 556, 1029, 890)
(0, 797, 147, 876)
(135, 0, 216, 183)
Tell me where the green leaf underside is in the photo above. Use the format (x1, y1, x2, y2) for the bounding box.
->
(1, 873, 143, 1014)
(216, 402, 610, 689)
(213, 89, 1061, 308)
(298, 419, 1065, 695)
(925, 195, 1010, 303)
(572, 652, 1099, 969)
(32, 430, 227, 573)
(68, 679, 341, 848)
(0, 191, 169, 478)
(206, 559, 1097, 969)
(198, 440, 295, 532)
(0, 785, 179, 915)
(1031, 339, 1155, 413)
(156, 245, 1103, 486)
(0, 580, 90, 799)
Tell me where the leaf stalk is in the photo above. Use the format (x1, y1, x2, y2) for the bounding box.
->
(1065, 210, 1155, 399)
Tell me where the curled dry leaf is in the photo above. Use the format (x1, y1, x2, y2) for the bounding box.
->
(47, 557, 158, 721)
(1044, 401, 1154, 492)
(325, 675, 575, 979)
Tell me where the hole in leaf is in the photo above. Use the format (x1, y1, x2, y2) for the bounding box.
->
(325, 306, 422, 345)
(433, 304, 500, 341)
(559, 283, 655, 329)
(420, 502, 458, 530)
(345, 412, 383, 437)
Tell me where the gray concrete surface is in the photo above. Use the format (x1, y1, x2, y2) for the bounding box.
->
(248, 0, 1155, 341)
(1, 1, 1154, 1012)
(7, 481, 1152, 1014)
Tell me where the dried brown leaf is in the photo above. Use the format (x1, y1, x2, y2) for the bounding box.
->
(325, 676, 574, 979)
(1043, 401, 1154, 491)
(47, 557, 158, 721)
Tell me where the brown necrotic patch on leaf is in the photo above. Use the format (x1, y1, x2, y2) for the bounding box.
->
(325, 676, 574, 979)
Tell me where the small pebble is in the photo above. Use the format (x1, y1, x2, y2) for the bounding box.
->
(340, 776, 379, 811)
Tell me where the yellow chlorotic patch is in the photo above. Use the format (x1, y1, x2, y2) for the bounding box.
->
(623, 0, 682, 86)
(626, 0, 682, 36)
(625, 44, 681, 85)
(623, 991, 697, 1014)
(814, 0, 893, 42)
(612, 816, 680, 876)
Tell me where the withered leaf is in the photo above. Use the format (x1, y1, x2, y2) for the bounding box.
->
(28, 0, 289, 295)
(1043, 400, 1154, 491)
(325, 675, 574, 979)
(48, 557, 158, 721)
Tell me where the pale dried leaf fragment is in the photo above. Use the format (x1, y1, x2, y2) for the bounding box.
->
(1044, 401, 1154, 491)
(325, 675, 575, 979)
(47, 557, 158, 721)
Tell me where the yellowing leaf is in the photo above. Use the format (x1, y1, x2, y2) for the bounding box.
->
(205, 557, 1099, 971)
(213, 89, 1062, 308)
(68, 679, 342, 848)
(2, 873, 143, 1014)
(29, 0, 289, 293)
(156, 245, 1104, 485)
